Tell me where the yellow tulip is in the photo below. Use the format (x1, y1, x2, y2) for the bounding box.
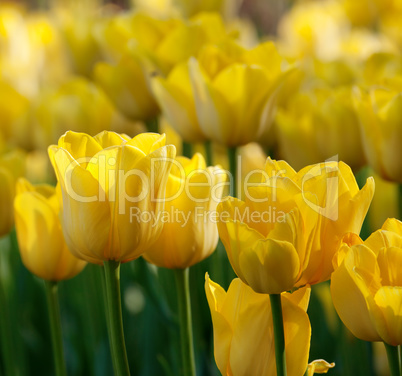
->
(0, 4, 68, 97)
(94, 12, 231, 122)
(205, 274, 311, 376)
(143, 153, 226, 269)
(94, 55, 160, 122)
(363, 53, 402, 89)
(48, 131, 175, 264)
(354, 87, 402, 183)
(14, 179, 86, 281)
(341, 0, 378, 27)
(34, 78, 120, 149)
(331, 218, 402, 345)
(276, 86, 366, 171)
(0, 149, 26, 237)
(0, 81, 30, 148)
(189, 41, 290, 146)
(277, 0, 349, 60)
(151, 61, 204, 142)
(217, 158, 374, 294)
(55, 4, 101, 76)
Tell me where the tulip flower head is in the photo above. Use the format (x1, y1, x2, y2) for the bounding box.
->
(354, 87, 402, 183)
(14, 179, 86, 281)
(188, 41, 291, 146)
(48, 131, 176, 264)
(205, 274, 311, 376)
(143, 153, 226, 269)
(217, 158, 374, 294)
(331, 218, 402, 346)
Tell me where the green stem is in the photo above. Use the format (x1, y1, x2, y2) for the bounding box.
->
(385, 342, 400, 376)
(174, 268, 196, 376)
(228, 146, 238, 198)
(0, 264, 16, 376)
(103, 261, 131, 376)
(146, 118, 159, 133)
(270, 294, 287, 376)
(182, 142, 193, 159)
(398, 345, 402, 376)
(204, 141, 213, 166)
(44, 281, 67, 376)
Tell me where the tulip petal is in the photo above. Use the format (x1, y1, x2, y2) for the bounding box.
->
(189, 57, 233, 145)
(239, 238, 300, 294)
(331, 246, 381, 342)
(205, 274, 235, 375)
(372, 286, 402, 345)
(56, 131, 102, 162)
(52, 147, 111, 264)
(151, 65, 204, 142)
(117, 144, 176, 261)
(217, 199, 265, 282)
(382, 218, 402, 235)
(126, 132, 167, 154)
(93, 131, 127, 148)
(211, 64, 270, 146)
(206, 276, 311, 376)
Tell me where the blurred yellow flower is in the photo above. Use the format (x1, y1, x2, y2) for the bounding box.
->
(277, 0, 349, 61)
(354, 87, 402, 183)
(331, 218, 402, 345)
(276, 86, 366, 171)
(95, 12, 232, 122)
(58, 10, 100, 76)
(205, 274, 311, 376)
(34, 78, 123, 149)
(0, 4, 69, 97)
(0, 148, 26, 237)
(151, 61, 203, 142)
(363, 53, 402, 88)
(217, 158, 374, 294)
(48, 131, 175, 264)
(143, 153, 226, 269)
(189, 41, 291, 146)
(0, 81, 30, 148)
(14, 179, 86, 281)
(94, 55, 160, 122)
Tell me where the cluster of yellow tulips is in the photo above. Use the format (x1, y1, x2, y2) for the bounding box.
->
(0, 0, 402, 376)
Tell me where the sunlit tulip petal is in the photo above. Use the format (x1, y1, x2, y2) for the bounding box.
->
(205, 275, 311, 376)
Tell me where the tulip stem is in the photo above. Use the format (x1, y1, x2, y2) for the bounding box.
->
(182, 142, 193, 159)
(146, 118, 159, 133)
(398, 346, 402, 376)
(0, 266, 17, 376)
(103, 261, 131, 376)
(44, 281, 67, 376)
(384, 343, 400, 376)
(228, 147, 238, 198)
(270, 294, 287, 376)
(174, 268, 196, 376)
(205, 141, 213, 166)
